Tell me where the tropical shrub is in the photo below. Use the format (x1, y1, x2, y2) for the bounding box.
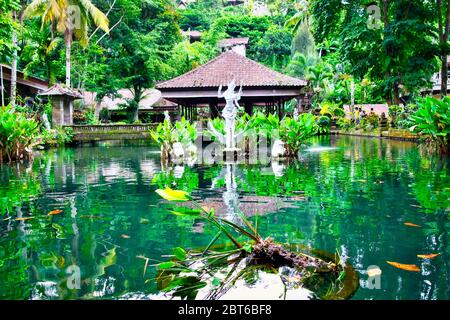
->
(396, 104, 419, 129)
(245, 112, 279, 141)
(316, 115, 331, 134)
(410, 97, 450, 154)
(150, 117, 198, 159)
(40, 127, 74, 147)
(0, 105, 40, 163)
(279, 113, 318, 157)
(319, 101, 345, 118)
(388, 105, 402, 128)
(337, 117, 354, 132)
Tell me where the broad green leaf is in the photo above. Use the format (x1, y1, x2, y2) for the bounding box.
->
(173, 247, 187, 261)
(158, 261, 175, 270)
(169, 206, 201, 217)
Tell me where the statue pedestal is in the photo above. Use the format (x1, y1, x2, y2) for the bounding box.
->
(222, 148, 242, 162)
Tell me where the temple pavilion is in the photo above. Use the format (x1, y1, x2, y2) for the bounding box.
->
(156, 40, 309, 120)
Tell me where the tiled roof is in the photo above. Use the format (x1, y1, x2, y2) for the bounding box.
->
(156, 51, 307, 89)
(218, 37, 249, 48)
(97, 89, 177, 111)
(182, 30, 202, 38)
(38, 83, 83, 98)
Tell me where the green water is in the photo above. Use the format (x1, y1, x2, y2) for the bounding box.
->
(0, 136, 448, 300)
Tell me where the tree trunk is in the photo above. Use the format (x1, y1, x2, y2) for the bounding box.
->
(1, 65, 4, 106)
(10, 11, 18, 107)
(65, 29, 72, 87)
(132, 88, 142, 123)
(381, 0, 392, 105)
(440, 0, 450, 97)
(94, 99, 102, 122)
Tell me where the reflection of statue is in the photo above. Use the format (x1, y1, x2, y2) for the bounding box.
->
(223, 164, 239, 222)
(211, 164, 241, 224)
(218, 80, 243, 151)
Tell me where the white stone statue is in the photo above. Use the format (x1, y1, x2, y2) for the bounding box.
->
(42, 113, 51, 130)
(164, 111, 171, 123)
(218, 80, 243, 151)
(271, 140, 286, 158)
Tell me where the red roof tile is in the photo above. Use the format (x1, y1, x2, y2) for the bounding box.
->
(218, 37, 249, 48)
(156, 51, 307, 89)
(38, 83, 83, 98)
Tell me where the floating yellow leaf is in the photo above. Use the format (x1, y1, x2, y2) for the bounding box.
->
(15, 217, 34, 221)
(417, 254, 439, 259)
(48, 210, 63, 216)
(404, 222, 421, 228)
(386, 261, 420, 272)
(156, 188, 191, 202)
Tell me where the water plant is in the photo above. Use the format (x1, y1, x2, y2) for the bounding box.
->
(40, 127, 74, 147)
(150, 117, 198, 160)
(410, 97, 450, 154)
(0, 105, 40, 163)
(278, 113, 318, 157)
(316, 115, 331, 134)
(150, 187, 348, 300)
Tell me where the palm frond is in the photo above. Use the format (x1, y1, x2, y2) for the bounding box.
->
(23, 0, 50, 18)
(77, 0, 109, 33)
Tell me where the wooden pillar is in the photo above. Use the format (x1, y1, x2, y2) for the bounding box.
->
(210, 103, 219, 119)
(244, 102, 253, 116)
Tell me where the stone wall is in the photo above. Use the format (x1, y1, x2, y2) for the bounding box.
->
(64, 124, 156, 141)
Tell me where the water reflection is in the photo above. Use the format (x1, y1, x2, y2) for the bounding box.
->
(0, 137, 448, 300)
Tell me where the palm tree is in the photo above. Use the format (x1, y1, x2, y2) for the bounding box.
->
(284, 0, 310, 33)
(23, 0, 109, 88)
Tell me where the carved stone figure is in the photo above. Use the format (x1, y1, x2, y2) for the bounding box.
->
(218, 80, 243, 151)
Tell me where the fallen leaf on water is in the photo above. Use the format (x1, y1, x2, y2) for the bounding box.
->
(15, 217, 34, 221)
(121, 234, 130, 239)
(386, 261, 420, 272)
(48, 210, 63, 216)
(417, 254, 440, 259)
(404, 222, 421, 228)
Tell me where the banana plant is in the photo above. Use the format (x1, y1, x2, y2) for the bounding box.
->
(0, 105, 40, 163)
(410, 97, 450, 154)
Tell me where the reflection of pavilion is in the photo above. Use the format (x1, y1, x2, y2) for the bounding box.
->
(203, 163, 306, 219)
(201, 195, 306, 218)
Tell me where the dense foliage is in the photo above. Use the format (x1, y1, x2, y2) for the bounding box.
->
(411, 97, 450, 154)
(0, 105, 39, 162)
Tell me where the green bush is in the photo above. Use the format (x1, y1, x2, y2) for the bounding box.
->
(0, 105, 40, 162)
(316, 115, 331, 134)
(337, 117, 354, 132)
(40, 127, 74, 147)
(279, 113, 318, 157)
(411, 97, 450, 154)
(150, 117, 198, 158)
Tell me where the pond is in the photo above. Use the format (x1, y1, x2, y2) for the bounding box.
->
(0, 136, 448, 300)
